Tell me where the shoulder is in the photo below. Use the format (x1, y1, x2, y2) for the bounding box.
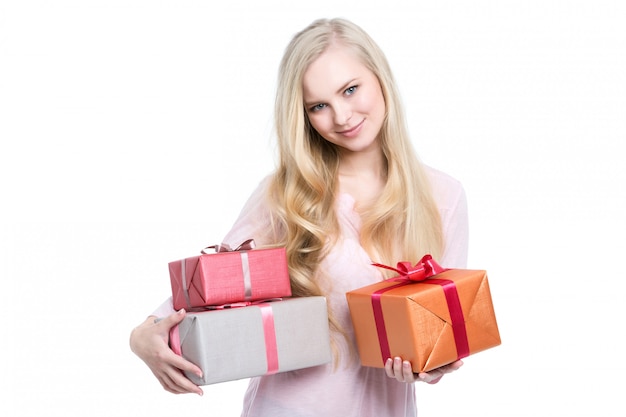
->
(246, 174, 274, 202)
(221, 173, 278, 247)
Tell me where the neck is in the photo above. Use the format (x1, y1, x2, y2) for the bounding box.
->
(336, 147, 386, 209)
(337, 146, 386, 180)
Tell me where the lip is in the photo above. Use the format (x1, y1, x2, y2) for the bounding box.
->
(337, 119, 365, 138)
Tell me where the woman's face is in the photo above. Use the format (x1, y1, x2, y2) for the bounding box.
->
(302, 44, 386, 154)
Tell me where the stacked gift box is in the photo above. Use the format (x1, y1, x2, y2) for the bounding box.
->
(166, 239, 333, 386)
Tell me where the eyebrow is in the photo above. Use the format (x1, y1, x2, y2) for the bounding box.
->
(304, 79, 357, 107)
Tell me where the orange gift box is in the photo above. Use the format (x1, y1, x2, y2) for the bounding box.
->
(346, 258, 501, 373)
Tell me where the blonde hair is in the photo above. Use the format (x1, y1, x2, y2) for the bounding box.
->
(267, 17, 444, 358)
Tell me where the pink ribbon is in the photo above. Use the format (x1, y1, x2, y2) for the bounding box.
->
(203, 297, 281, 375)
(371, 254, 470, 366)
(258, 303, 279, 375)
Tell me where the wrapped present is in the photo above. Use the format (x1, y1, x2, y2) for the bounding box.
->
(346, 255, 501, 373)
(169, 239, 291, 310)
(169, 296, 333, 386)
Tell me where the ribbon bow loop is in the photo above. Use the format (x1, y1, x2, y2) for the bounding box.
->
(202, 238, 256, 254)
(395, 261, 427, 282)
(373, 254, 445, 282)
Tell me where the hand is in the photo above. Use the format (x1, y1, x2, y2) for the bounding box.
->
(384, 357, 464, 384)
(129, 309, 204, 395)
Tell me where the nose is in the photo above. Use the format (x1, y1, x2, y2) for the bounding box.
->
(333, 102, 352, 126)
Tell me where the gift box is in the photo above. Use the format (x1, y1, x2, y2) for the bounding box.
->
(169, 240, 291, 310)
(169, 296, 333, 386)
(346, 256, 501, 373)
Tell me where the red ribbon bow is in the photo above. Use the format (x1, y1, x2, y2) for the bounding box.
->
(372, 254, 445, 282)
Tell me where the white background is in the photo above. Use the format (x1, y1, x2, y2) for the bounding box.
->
(1, 1, 625, 416)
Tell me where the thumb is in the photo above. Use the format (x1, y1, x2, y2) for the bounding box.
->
(158, 308, 188, 329)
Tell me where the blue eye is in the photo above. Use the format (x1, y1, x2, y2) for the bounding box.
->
(345, 85, 358, 95)
(310, 103, 327, 112)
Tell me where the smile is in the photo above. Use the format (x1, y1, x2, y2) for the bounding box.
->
(337, 119, 365, 137)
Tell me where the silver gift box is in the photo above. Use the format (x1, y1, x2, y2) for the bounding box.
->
(170, 296, 332, 385)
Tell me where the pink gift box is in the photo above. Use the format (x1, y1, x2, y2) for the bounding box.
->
(169, 245, 291, 311)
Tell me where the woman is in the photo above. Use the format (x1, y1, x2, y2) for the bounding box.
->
(130, 17, 468, 416)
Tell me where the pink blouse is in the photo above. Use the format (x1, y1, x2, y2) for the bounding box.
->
(154, 165, 468, 417)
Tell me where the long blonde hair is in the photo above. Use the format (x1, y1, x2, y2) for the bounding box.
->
(267, 17, 443, 337)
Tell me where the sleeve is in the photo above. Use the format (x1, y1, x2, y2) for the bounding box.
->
(426, 166, 469, 269)
(439, 184, 469, 269)
(151, 297, 175, 317)
(220, 175, 278, 247)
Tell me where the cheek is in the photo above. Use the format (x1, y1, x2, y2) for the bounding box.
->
(360, 87, 384, 115)
(307, 113, 330, 134)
